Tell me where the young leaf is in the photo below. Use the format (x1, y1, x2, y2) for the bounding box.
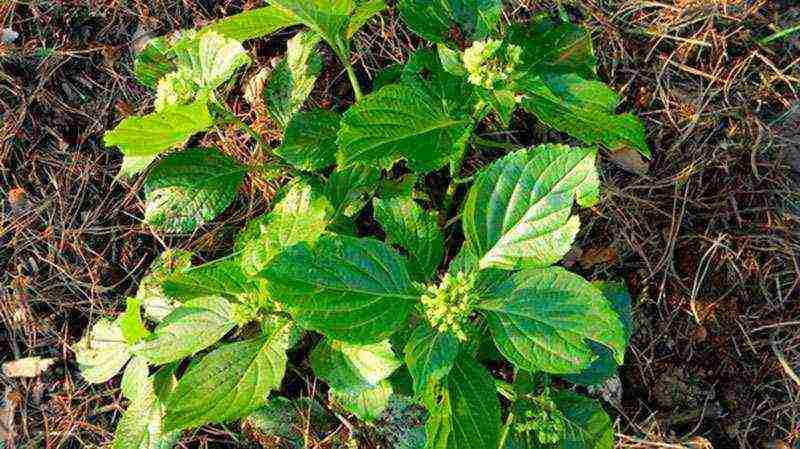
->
(119, 297, 150, 345)
(403, 322, 460, 397)
(330, 379, 393, 421)
(373, 196, 444, 283)
(506, 18, 597, 80)
(337, 84, 471, 173)
(201, 6, 300, 42)
(133, 296, 236, 366)
(324, 165, 381, 219)
(235, 180, 332, 276)
(163, 317, 294, 430)
(462, 145, 599, 271)
(134, 37, 176, 89)
(346, 0, 386, 38)
(398, 0, 502, 45)
(73, 317, 132, 384)
(274, 109, 340, 170)
(136, 249, 194, 322)
(113, 375, 181, 449)
(264, 31, 323, 128)
(260, 235, 419, 344)
(478, 267, 626, 374)
(162, 256, 257, 301)
(104, 99, 213, 161)
(311, 339, 400, 394)
(143, 147, 247, 233)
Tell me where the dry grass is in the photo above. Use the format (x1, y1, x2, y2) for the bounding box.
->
(1, 1, 799, 448)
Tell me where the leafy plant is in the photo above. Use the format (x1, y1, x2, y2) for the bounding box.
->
(83, 2, 649, 448)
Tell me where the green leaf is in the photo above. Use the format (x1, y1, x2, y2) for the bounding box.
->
(424, 354, 501, 449)
(330, 379, 393, 421)
(264, 31, 323, 128)
(120, 356, 150, 401)
(520, 74, 650, 157)
(346, 0, 386, 38)
(104, 99, 213, 160)
(403, 323, 459, 397)
(235, 180, 332, 276)
(507, 18, 597, 80)
(562, 281, 633, 386)
(260, 235, 419, 344)
(133, 296, 236, 366)
(311, 339, 400, 394)
(134, 37, 176, 89)
(113, 375, 181, 449)
(373, 196, 444, 282)
(143, 147, 247, 233)
(274, 109, 340, 170)
(398, 0, 502, 44)
(190, 31, 251, 91)
(324, 165, 381, 219)
(118, 155, 159, 179)
(73, 317, 131, 384)
(462, 145, 599, 271)
(270, 0, 353, 56)
(437, 43, 467, 77)
(201, 6, 300, 42)
(162, 256, 257, 301)
(120, 297, 150, 345)
(163, 317, 293, 430)
(337, 84, 471, 173)
(136, 249, 194, 322)
(478, 267, 626, 374)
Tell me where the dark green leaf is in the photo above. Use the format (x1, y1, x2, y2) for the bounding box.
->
(324, 164, 381, 219)
(404, 322, 459, 396)
(275, 109, 340, 170)
(265, 31, 323, 128)
(399, 0, 502, 45)
(507, 17, 597, 80)
(134, 37, 176, 89)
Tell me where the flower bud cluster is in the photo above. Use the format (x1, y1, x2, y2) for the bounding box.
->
(514, 389, 566, 446)
(420, 271, 477, 341)
(463, 39, 523, 90)
(155, 68, 198, 111)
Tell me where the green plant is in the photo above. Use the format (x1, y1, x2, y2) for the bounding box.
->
(81, 2, 647, 448)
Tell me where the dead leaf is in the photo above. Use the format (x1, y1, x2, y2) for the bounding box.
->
(579, 247, 618, 269)
(0, 387, 19, 443)
(2, 357, 55, 378)
(608, 147, 650, 175)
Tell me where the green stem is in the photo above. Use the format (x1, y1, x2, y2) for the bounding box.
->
(760, 23, 800, 44)
(443, 149, 467, 216)
(472, 135, 522, 152)
(332, 39, 364, 101)
(344, 61, 364, 101)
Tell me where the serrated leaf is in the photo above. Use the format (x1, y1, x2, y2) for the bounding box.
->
(265, 31, 323, 128)
(398, 0, 502, 45)
(346, 0, 386, 38)
(121, 356, 150, 401)
(507, 18, 597, 80)
(143, 147, 247, 233)
(330, 379, 393, 421)
(404, 323, 459, 397)
(104, 100, 213, 162)
(462, 145, 599, 271)
(373, 196, 444, 282)
(274, 109, 340, 170)
(134, 37, 176, 89)
(137, 249, 194, 322)
(520, 74, 650, 157)
(235, 180, 332, 276)
(270, 0, 352, 56)
(311, 339, 400, 394)
(133, 296, 235, 366)
(120, 297, 150, 345)
(260, 235, 419, 344)
(324, 165, 381, 219)
(201, 6, 300, 42)
(73, 317, 131, 384)
(337, 84, 471, 173)
(114, 372, 181, 449)
(162, 256, 257, 301)
(478, 267, 626, 374)
(163, 317, 293, 430)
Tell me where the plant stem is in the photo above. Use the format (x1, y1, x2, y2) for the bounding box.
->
(443, 149, 466, 216)
(472, 135, 522, 152)
(344, 61, 364, 101)
(760, 23, 800, 45)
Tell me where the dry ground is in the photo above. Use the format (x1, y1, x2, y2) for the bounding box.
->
(1, 1, 799, 448)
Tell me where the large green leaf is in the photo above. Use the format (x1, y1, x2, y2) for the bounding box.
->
(162, 256, 257, 301)
(462, 145, 600, 271)
(274, 109, 340, 171)
(163, 317, 293, 430)
(423, 354, 501, 449)
(270, 0, 353, 56)
(201, 6, 300, 42)
(478, 267, 626, 374)
(136, 249, 194, 322)
(324, 165, 381, 219)
(520, 74, 650, 157)
(337, 84, 471, 173)
(330, 379, 393, 421)
(73, 317, 131, 384)
(403, 322, 459, 397)
(398, 0, 502, 45)
(260, 235, 419, 344)
(373, 197, 444, 283)
(133, 296, 236, 366)
(143, 147, 247, 233)
(506, 18, 596, 80)
(311, 339, 400, 394)
(113, 371, 181, 449)
(264, 31, 323, 128)
(236, 180, 332, 276)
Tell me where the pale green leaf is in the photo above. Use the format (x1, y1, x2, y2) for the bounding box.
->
(265, 31, 323, 128)
(162, 256, 257, 301)
(114, 372, 181, 449)
(260, 235, 419, 344)
(478, 267, 626, 374)
(201, 6, 300, 42)
(398, 0, 502, 44)
(143, 147, 247, 233)
(373, 196, 444, 282)
(403, 323, 459, 397)
(311, 339, 400, 394)
(330, 379, 393, 421)
(192, 31, 251, 91)
(274, 109, 340, 170)
(324, 165, 381, 219)
(133, 296, 235, 366)
(346, 0, 386, 38)
(136, 249, 194, 322)
(120, 297, 150, 345)
(337, 84, 471, 173)
(121, 356, 150, 401)
(73, 317, 131, 384)
(506, 18, 597, 80)
(462, 145, 600, 271)
(118, 155, 159, 179)
(436, 43, 466, 77)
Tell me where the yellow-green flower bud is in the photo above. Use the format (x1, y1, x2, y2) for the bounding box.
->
(420, 272, 477, 340)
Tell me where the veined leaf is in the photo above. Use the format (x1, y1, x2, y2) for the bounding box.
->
(201, 6, 300, 42)
(133, 296, 236, 366)
(114, 372, 181, 449)
(260, 235, 419, 344)
(507, 18, 597, 80)
(270, 0, 353, 56)
(373, 196, 444, 282)
(401, 49, 478, 124)
(337, 84, 471, 173)
(311, 339, 400, 394)
(162, 256, 257, 301)
(404, 322, 459, 397)
(104, 99, 213, 167)
(121, 356, 150, 401)
(163, 317, 293, 430)
(120, 297, 150, 345)
(73, 317, 131, 384)
(134, 37, 176, 89)
(275, 109, 340, 170)
(118, 155, 159, 179)
(399, 0, 502, 45)
(192, 31, 251, 91)
(143, 147, 247, 233)
(478, 267, 626, 374)
(265, 31, 323, 128)
(462, 145, 600, 271)
(324, 165, 381, 219)
(330, 379, 393, 421)
(346, 0, 386, 38)
(136, 249, 194, 322)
